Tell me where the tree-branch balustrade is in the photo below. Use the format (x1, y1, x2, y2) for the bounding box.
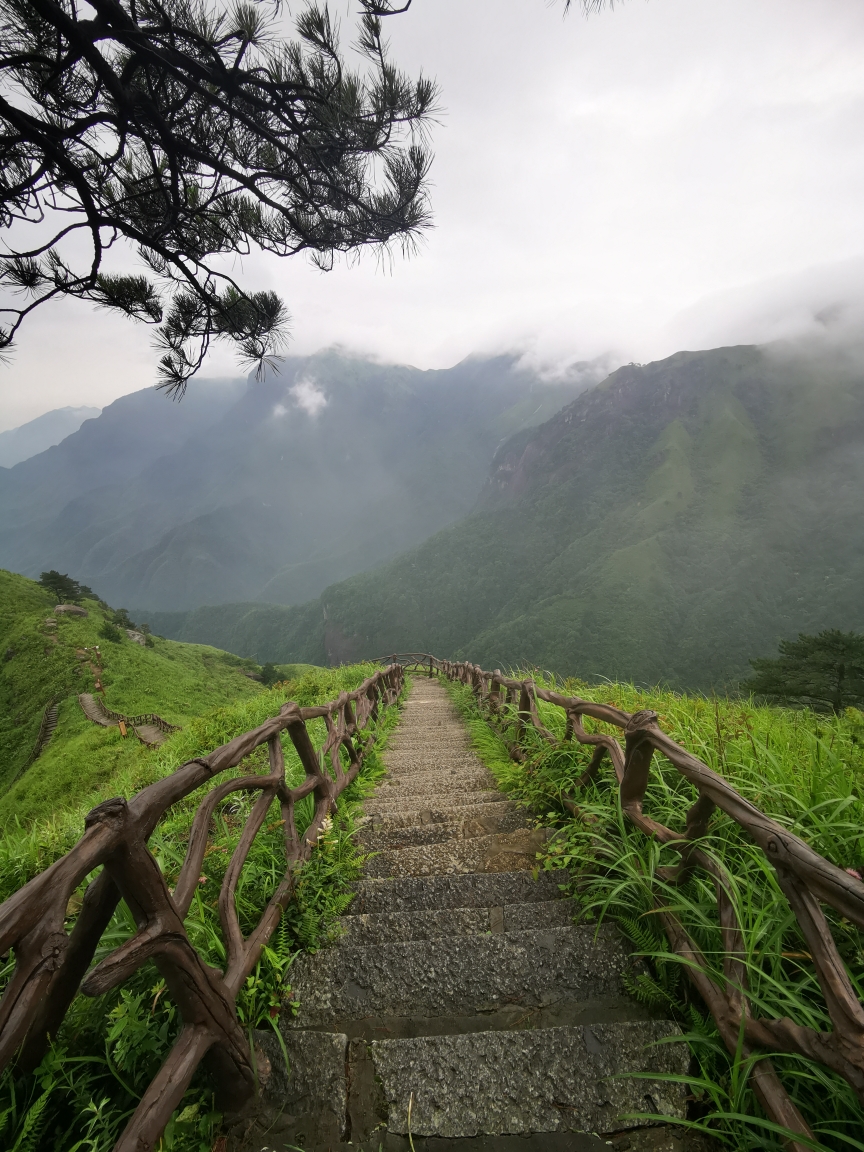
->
(379, 653, 864, 1152)
(0, 663, 403, 1152)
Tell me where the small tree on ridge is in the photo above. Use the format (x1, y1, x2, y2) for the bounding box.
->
(744, 629, 864, 714)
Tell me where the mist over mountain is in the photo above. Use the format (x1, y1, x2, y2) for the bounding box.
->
(0, 406, 101, 468)
(0, 353, 596, 611)
(144, 341, 864, 688)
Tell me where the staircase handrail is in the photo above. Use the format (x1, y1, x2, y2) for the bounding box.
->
(99, 703, 181, 734)
(430, 655, 864, 1151)
(18, 696, 61, 775)
(0, 663, 404, 1152)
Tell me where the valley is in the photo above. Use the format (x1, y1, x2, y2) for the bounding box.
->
(143, 341, 864, 689)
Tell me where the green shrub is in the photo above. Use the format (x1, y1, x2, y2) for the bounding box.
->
(99, 621, 123, 643)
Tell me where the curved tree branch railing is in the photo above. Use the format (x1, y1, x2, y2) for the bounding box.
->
(0, 663, 403, 1152)
(385, 653, 864, 1152)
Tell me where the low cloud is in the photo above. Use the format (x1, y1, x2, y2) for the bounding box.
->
(289, 376, 328, 417)
(272, 375, 328, 419)
(658, 258, 864, 359)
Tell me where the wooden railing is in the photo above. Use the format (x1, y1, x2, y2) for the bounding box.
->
(0, 663, 404, 1152)
(19, 696, 60, 775)
(415, 654, 864, 1152)
(96, 699, 182, 734)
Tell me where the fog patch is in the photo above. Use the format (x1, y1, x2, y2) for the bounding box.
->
(271, 376, 329, 419)
(660, 258, 864, 359)
(290, 376, 328, 417)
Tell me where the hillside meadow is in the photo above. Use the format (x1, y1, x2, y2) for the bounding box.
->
(0, 568, 321, 825)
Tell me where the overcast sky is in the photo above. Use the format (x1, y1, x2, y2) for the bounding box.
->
(2, 0, 864, 431)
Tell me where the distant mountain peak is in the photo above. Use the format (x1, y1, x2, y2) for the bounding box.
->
(0, 406, 101, 469)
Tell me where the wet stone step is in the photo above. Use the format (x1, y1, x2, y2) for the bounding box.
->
(357, 808, 527, 852)
(364, 798, 520, 831)
(362, 827, 548, 879)
(349, 869, 569, 915)
(286, 925, 630, 1028)
(338, 898, 575, 945)
(357, 1020, 688, 1140)
(364, 790, 504, 816)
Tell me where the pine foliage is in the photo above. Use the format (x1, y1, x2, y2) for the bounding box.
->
(0, 0, 436, 391)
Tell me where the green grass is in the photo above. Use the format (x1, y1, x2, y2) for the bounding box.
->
(443, 672, 864, 1151)
(0, 661, 405, 1151)
(0, 567, 273, 824)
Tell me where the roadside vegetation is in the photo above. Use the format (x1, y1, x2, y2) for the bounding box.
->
(0, 568, 314, 821)
(0, 570, 403, 1149)
(445, 673, 864, 1152)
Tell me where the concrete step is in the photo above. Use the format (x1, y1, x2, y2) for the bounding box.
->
(358, 808, 527, 853)
(363, 827, 548, 879)
(349, 870, 568, 914)
(364, 798, 520, 831)
(374, 767, 494, 793)
(339, 899, 574, 945)
(355, 1021, 687, 1139)
(287, 925, 630, 1027)
(364, 790, 503, 816)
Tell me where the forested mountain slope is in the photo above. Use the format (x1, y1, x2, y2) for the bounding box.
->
(146, 342, 864, 688)
(0, 354, 592, 611)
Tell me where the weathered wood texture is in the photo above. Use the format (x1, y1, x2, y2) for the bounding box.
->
(0, 663, 403, 1152)
(386, 653, 864, 1152)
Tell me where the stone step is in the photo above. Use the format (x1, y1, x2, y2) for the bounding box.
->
(371, 781, 496, 809)
(350, 870, 568, 914)
(376, 766, 493, 790)
(339, 898, 574, 945)
(364, 798, 520, 832)
(364, 790, 503, 816)
(385, 754, 483, 771)
(363, 827, 548, 879)
(253, 1022, 686, 1149)
(287, 925, 629, 1027)
(353, 1021, 687, 1140)
(358, 808, 526, 852)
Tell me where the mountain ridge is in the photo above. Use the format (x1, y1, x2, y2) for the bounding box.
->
(0, 353, 596, 611)
(0, 405, 101, 469)
(141, 341, 864, 688)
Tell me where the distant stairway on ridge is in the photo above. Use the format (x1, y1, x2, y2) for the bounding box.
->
(248, 676, 698, 1152)
(77, 692, 179, 747)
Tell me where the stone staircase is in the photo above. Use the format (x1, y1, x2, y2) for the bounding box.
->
(77, 692, 174, 746)
(251, 676, 690, 1152)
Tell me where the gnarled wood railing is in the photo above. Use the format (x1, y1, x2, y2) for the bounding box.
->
(403, 654, 864, 1152)
(0, 663, 403, 1152)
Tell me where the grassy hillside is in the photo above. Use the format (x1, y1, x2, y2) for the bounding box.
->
(147, 341, 864, 690)
(0, 568, 276, 825)
(0, 660, 401, 1151)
